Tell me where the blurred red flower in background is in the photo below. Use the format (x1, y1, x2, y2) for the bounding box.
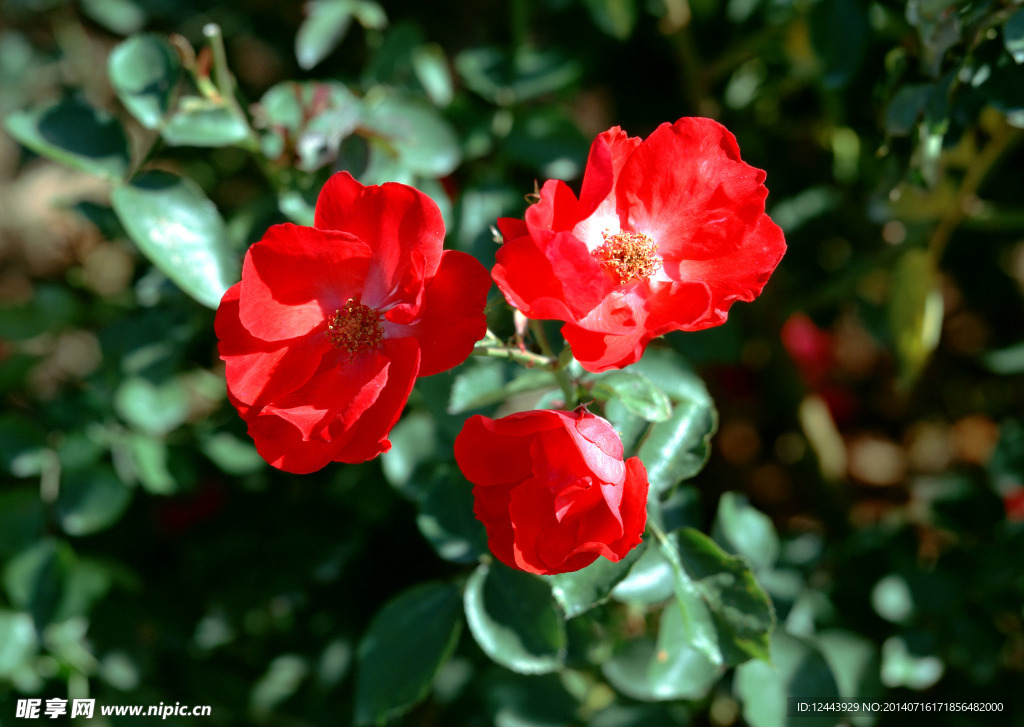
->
(455, 406, 648, 575)
(216, 172, 490, 473)
(493, 117, 786, 372)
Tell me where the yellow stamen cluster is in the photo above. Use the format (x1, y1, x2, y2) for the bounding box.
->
(592, 229, 661, 284)
(325, 299, 384, 356)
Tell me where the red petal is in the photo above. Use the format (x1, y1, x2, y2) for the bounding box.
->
(259, 347, 390, 443)
(216, 283, 328, 409)
(454, 412, 558, 487)
(329, 337, 421, 462)
(410, 250, 491, 377)
(616, 118, 785, 329)
(239, 224, 371, 342)
(314, 171, 445, 311)
(561, 320, 650, 373)
(577, 126, 641, 221)
(492, 233, 576, 321)
(525, 179, 581, 233)
(497, 217, 528, 241)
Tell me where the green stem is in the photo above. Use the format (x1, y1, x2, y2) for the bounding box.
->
(203, 23, 262, 154)
(529, 320, 577, 408)
(471, 344, 555, 369)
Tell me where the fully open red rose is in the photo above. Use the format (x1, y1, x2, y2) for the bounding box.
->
(492, 117, 786, 372)
(216, 172, 490, 473)
(454, 406, 648, 575)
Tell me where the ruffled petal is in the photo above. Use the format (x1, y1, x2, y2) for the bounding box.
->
(328, 337, 421, 462)
(410, 250, 491, 377)
(454, 411, 562, 487)
(577, 126, 641, 221)
(216, 283, 329, 409)
(239, 224, 371, 342)
(492, 233, 577, 321)
(313, 171, 445, 313)
(561, 319, 651, 373)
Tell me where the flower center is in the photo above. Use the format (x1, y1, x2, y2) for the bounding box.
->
(592, 229, 661, 284)
(325, 299, 384, 356)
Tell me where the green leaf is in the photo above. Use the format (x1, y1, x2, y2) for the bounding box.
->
(464, 563, 566, 674)
(381, 411, 436, 496)
(1006, 8, 1024, 64)
(448, 360, 554, 414)
(583, 0, 638, 40)
(412, 43, 454, 107)
(591, 370, 672, 423)
(81, 0, 145, 34)
(0, 488, 45, 559)
(2, 539, 75, 628)
(108, 34, 180, 129)
(361, 90, 461, 180)
(354, 581, 461, 725)
(611, 541, 675, 606)
(663, 528, 775, 667)
(545, 542, 645, 618)
(129, 434, 178, 494)
(114, 375, 190, 436)
(0, 610, 37, 678)
(416, 469, 488, 564)
(885, 84, 930, 137)
(602, 599, 722, 701)
(111, 170, 239, 309)
(296, 0, 353, 70)
(296, 0, 385, 70)
(734, 632, 841, 727)
(637, 393, 717, 496)
(56, 466, 134, 536)
(712, 492, 779, 572)
(887, 247, 943, 388)
(162, 101, 251, 147)
(200, 432, 265, 476)
(4, 96, 130, 181)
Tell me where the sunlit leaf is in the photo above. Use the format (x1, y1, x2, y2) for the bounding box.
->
(361, 89, 461, 179)
(602, 598, 722, 701)
(5, 96, 130, 181)
(712, 492, 780, 572)
(545, 542, 645, 618)
(590, 370, 672, 423)
(464, 562, 566, 674)
(114, 375, 190, 436)
(662, 528, 775, 667)
(162, 101, 251, 147)
(354, 581, 461, 724)
(887, 247, 943, 388)
(111, 170, 239, 309)
(108, 34, 180, 129)
(413, 43, 454, 107)
(734, 632, 841, 727)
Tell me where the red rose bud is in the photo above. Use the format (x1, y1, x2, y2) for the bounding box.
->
(493, 117, 786, 372)
(216, 172, 491, 473)
(455, 406, 649, 575)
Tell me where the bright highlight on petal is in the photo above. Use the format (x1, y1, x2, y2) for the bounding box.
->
(493, 116, 787, 372)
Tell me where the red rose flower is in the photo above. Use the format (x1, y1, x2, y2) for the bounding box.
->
(216, 172, 491, 473)
(493, 117, 786, 372)
(454, 406, 648, 575)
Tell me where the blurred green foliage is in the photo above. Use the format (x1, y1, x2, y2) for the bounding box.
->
(1, 0, 1024, 725)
